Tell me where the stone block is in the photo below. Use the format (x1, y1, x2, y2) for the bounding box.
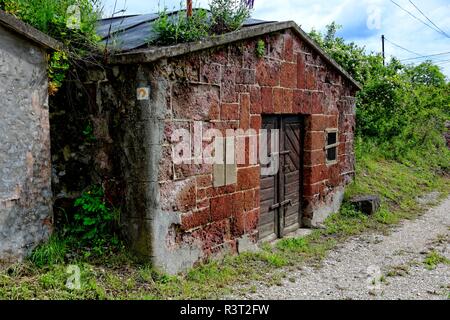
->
(280, 62, 297, 88)
(350, 195, 381, 215)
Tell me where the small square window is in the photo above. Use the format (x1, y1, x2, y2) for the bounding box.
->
(327, 132, 337, 146)
(325, 129, 339, 163)
(327, 147, 337, 162)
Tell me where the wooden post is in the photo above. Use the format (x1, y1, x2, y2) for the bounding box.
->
(187, 0, 193, 18)
(382, 35, 385, 66)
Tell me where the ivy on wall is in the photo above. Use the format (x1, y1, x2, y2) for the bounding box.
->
(0, 0, 102, 94)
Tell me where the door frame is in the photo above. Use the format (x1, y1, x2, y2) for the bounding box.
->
(259, 115, 305, 241)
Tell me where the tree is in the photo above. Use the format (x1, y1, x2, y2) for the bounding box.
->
(405, 61, 446, 87)
(310, 22, 450, 169)
(309, 22, 383, 84)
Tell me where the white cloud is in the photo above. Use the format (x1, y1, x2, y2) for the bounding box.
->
(101, 0, 450, 77)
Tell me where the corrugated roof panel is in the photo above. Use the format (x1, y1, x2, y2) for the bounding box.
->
(97, 10, 274, 52)
(97, 13, 159, 39)
(100, 21, 159, 51)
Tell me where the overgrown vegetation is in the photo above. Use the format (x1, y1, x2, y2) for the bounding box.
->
(0, 0, 102, 93)
(152, 0, 253, 45)
(0, 4, 449, 299)
(209, 0, 251, 34)
(2, 154, 448, 299)
(309, 23, 450, 171)
(152, 8, 209, 45)
(28, 184, 122, 271)
(70, 185, 121, 254)
(255, 39, 265, 58)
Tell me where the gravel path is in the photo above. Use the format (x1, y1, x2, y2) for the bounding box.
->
(240, 196, 450, 300)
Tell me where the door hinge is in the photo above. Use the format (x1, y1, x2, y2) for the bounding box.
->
(270, 199, 292, 210)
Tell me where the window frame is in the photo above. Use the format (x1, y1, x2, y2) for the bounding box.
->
(325, 128, 339, 165)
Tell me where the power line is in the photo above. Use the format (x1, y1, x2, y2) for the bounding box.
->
(434, 59, 450, 65)
(382, 37, 450, 67)
(383, 37, 423, 56)
(401, 51, 450, 62)
(389, 0, 449, 39)
(408, 0, 450, 39)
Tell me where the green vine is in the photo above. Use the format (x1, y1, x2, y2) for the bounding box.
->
(48, 51, 70, 95)
(0, 0, 102, 94)
(256, 39, 265, 58)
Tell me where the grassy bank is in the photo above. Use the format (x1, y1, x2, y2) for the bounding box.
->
(1, 153, 449, 299)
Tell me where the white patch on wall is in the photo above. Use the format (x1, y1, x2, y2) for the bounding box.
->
(137, 87, 150, 100)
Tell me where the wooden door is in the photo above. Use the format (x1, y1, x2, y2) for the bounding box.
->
(280, 117, 302, 235)
(258, 116, 303, 241)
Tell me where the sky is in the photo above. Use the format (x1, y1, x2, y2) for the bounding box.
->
(101, 0, 450, 78)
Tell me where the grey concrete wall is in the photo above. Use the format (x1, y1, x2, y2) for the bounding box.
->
(0, 24, 53, 262)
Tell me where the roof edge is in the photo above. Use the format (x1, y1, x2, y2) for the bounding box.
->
(0, 9, 62, 51)
(107, 21, 361, 90)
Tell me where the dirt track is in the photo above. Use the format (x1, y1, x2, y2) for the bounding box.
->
(240, 196, 450, 300)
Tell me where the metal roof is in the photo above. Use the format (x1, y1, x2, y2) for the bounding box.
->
(97, 10, 273, 52)
(98, 11, 361, 89)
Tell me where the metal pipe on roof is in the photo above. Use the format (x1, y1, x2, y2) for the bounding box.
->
(187, 0, 193, 17)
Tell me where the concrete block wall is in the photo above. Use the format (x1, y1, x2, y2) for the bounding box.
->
(0, 25, 52, 261)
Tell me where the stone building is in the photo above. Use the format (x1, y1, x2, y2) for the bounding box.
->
(0, 11, 60, 261)
(53, 13, 360, 274)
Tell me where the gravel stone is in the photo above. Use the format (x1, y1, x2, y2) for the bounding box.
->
(237, 196, 450, 300)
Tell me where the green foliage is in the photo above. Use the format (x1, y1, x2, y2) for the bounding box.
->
(152, 1, 252, 45)
(152, 7, 209, 45)
(405, 61, 446, 87)
(256, 39, 265, 58)
(0, 0, 100, 39)
(82, 122, 96, 142)
(423, 251, 450, 270)
(70, 185, 120, 254)
(310, 23, 450, 171)
(4, 152, 450, 298)
(0, 0, 102, 92)
(209, 0, 251, 34)
(29, 235, 68, 268)
(48, 51, 70, 93)
(309, 22, 383, 84)
(276, 237, 308, 252)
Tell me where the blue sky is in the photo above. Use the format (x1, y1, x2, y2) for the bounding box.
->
(102, 0, 450, 78)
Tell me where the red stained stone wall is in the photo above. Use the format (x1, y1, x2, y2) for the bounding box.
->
(157, 29, 357, 262)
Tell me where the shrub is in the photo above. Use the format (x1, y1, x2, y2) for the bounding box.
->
(152, 1, 253, 45)
(209, 0, 252, 34)
(152, 8, 209, 45)
(69, 185, 121, 254)
(310, 23, 450, 172)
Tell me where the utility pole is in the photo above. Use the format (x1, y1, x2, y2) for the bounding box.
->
(382, 34, 385, 66)
(187, 0, 193, 18)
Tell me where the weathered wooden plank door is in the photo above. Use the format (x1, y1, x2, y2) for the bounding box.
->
(259, 116, 303, 241)
(280, 117, 303, 235)
(259, 116, 279, 242)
